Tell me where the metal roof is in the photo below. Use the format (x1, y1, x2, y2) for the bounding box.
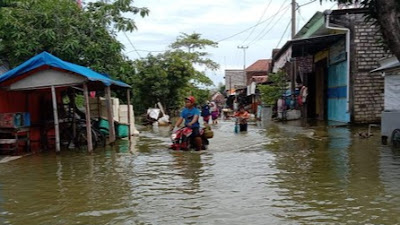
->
(273, 33, 345, 61)
(370, 56, 400, 73)
(0, 51, 130, 88)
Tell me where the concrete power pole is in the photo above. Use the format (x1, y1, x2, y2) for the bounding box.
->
(291, 0, 296, 92)
(237, 45, 248, 86)
(291, 0, 296, 38)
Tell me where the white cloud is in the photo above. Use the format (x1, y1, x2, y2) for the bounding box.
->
(121, 0, 337, 86)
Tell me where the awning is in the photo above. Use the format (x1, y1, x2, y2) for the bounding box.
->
(290, 34, 345, 58)
(274, 34, 345, 60)
(0, 51, 130, 88)
(370, 56, 400, 73)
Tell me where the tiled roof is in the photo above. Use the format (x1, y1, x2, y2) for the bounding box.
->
(246, 59, 271, 72)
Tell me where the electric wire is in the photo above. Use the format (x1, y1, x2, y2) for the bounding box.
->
(242, 1, 290, 46)
(123, 1, 337, 60)
(276, 20, 291, 48)
(216, 1, 290, 43)
(123, 31, 142, 58)
(241, 0, 273, 45)
(247, 4, 291, 46)
(298, 0, 317, 7)
(125, 49, 165, 53)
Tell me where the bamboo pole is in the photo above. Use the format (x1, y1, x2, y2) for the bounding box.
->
(105, 86, 116, 143)
(83, 83, 93, 153)
(51, 86, 60, 152)
(127, 89, 131, 140)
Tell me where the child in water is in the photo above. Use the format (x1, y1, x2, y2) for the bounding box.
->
(234, 105, 250, 132)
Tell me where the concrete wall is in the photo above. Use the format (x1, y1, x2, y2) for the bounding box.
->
(225, 69, 246, 91)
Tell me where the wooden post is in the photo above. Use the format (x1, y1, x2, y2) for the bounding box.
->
(105, 86, 116, 143)
(71, 89, 76, 140)
(51, 86, 61, 152)
(127, 89, 131, 140)
(83, 83, 93, 153)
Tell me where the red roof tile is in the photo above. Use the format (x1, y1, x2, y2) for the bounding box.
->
(246, 59, 271, 72)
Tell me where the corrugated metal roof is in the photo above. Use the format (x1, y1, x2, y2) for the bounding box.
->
(370, 56, 400, 73)
(0, 51, 130, 88)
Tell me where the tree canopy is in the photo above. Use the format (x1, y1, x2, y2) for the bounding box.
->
(131, 34, 219, 113)
(0, 0, 148, 80)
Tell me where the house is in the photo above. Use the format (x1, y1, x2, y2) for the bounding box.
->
(273, 8, 389, 124)
(224, 69, 246, 95)
(245, 59, 271, 85)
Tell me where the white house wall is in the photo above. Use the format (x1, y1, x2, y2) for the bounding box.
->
(384, 73, 400, 111)
(273, 47, 292, 73)
(9, 69, 85, 90)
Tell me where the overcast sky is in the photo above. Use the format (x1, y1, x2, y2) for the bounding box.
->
(118, 0, 337, 87)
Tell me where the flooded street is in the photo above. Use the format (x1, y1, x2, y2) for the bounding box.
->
(1, 119, 400, 224)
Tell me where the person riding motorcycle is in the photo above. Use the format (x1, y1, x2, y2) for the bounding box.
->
(172, 96, 203, 151)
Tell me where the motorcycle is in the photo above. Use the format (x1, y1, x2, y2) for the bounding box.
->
(170, 126, 212, 151)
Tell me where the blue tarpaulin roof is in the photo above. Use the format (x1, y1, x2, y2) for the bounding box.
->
(0, 51, 130, 88)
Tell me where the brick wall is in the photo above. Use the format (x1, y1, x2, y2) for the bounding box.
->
(352, 19, 388, 123)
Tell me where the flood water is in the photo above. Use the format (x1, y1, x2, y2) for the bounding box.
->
(1, 119, 400, 225)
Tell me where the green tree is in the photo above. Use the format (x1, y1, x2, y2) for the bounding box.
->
(217, 82, 226, 96)
(323, 0, 400, 61)
(258, 71, 287, 106)
(131, 32, 219, 113)
(170, 32, 219, 80)
(131, 52, 196, 113)
(0, 0, 147, 79)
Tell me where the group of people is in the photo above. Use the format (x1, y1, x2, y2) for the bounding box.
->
(171, 96, 250, 151)
(200, 101, 219, 125)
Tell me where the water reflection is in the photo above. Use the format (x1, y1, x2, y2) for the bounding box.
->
(170, 151, 204, 191)
(1, 121, 400, 224)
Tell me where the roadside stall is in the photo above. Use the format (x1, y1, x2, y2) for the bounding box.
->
(0, 51, 133, 154)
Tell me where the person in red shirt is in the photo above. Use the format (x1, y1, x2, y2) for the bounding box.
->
(233, 105, 250, 132)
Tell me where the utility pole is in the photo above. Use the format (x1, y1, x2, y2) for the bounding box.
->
(291, 0, 297, 92)
(291, 0, 296, 38)
(237, 45, 248, 86)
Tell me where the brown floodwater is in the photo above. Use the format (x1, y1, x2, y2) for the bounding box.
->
(1, 119, 400, 225)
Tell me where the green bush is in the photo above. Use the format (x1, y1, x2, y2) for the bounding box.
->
(258, 71, 287, 106)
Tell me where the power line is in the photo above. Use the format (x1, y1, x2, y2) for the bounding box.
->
(216, 2, 290, 43)
(247, 4, 291, 46)
(243, 0, 290, 46)
(276, 20, 291, 48)
(241, 0, 273, 45)
(298, 0, 317, 7)
(125, 49, 165, 54)
(123, 32, 142, 58)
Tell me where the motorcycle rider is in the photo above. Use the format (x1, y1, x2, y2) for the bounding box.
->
(172, 96, 203, 151)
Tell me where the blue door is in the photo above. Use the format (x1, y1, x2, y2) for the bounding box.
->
(327, 61, 350, 122)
